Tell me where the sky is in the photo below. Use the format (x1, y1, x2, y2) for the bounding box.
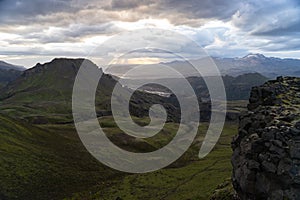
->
(0, 0, 300, 68)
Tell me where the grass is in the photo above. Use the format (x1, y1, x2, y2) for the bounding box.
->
(0, 112, 237, 200)
(66, 119, 237, 200)
(0, 114, 121, 200)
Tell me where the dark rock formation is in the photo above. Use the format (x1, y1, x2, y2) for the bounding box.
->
(232, 77, 300, 200)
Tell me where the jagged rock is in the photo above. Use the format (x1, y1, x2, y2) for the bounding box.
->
(290, 145, 300, 159)
(261, 161, 277, 173)
(290, 127, 300, 135)
(232, 77, 300, 200)
(248, 160, 260, 170)
(295, 121, 300, 129)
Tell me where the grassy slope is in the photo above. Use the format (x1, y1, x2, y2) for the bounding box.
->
(0, 113, 237, 200)
(67, 117, 237, 200)
(0, 114, 121, 200)
(0, 59, 96, 124)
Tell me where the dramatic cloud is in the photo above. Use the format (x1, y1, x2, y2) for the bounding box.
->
(0, 0, 75, 24)
(232, 0, 300, 35)
(0, 0, 300, 67)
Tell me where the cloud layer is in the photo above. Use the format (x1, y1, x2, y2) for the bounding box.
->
(0, 0, 300, 67)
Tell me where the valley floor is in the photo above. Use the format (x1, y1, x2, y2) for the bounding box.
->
(0, 115, 238, 200)
(66, 118, 238, 200)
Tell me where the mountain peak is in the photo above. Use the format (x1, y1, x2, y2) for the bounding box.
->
(27, 58, 101, 74)
(243, 53, 266, 59)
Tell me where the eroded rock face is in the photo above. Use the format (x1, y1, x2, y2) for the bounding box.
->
(232, 77, 300, 200)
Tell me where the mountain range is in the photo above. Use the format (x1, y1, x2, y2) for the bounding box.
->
(213, 53, 300, 78)
(0, 57, 290, 200)
(106, 54, 300, 79)
(0, 58, 269, 125)
(0, 58, 182, 124)
(1, 54, 299, 86)
(123, 72, 268, 101)
(0, 58, 244, 200)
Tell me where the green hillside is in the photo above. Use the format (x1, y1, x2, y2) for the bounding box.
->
(0, 59, 107, 123)
(67, 118, 238, 200)
(0, 58, 240, 199)
(0, 69, 22, 87)
(0, 113, 237, 200)
(0, 114, 120, 199)
(0, 58, 180, 124)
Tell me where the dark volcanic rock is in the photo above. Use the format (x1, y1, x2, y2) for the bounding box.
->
(232, 77, 300, 200)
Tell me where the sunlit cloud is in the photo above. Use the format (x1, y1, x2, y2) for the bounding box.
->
(0, 0, 300, 67)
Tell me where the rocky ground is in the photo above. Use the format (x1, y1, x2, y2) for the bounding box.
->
(232, 77, 300, 200)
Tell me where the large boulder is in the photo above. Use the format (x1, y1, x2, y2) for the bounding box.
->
(232, 77, 300, 200)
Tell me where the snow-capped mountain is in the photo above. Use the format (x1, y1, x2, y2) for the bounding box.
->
(213, 53, 300, 78)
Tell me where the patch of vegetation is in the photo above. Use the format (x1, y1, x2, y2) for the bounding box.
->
(209, 178, 238, 200)
(66, 121, 238, 200)
(0, 114, 121, 200)
(0, 110, 237, 200)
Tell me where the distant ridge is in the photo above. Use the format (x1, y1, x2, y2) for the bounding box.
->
(0, 60, 25, 71)
(242, 53, 267, 59)
(0, 61, 25, 87)
(213, 53, 300, 78)
(106, 54, 300, 79)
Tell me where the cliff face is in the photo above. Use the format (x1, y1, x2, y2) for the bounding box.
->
(232, 77, 300, 200)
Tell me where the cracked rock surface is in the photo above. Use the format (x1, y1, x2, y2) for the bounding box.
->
(232, 77, 300, 200)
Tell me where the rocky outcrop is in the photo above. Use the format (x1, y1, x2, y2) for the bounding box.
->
(232, 77, 300, 200)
